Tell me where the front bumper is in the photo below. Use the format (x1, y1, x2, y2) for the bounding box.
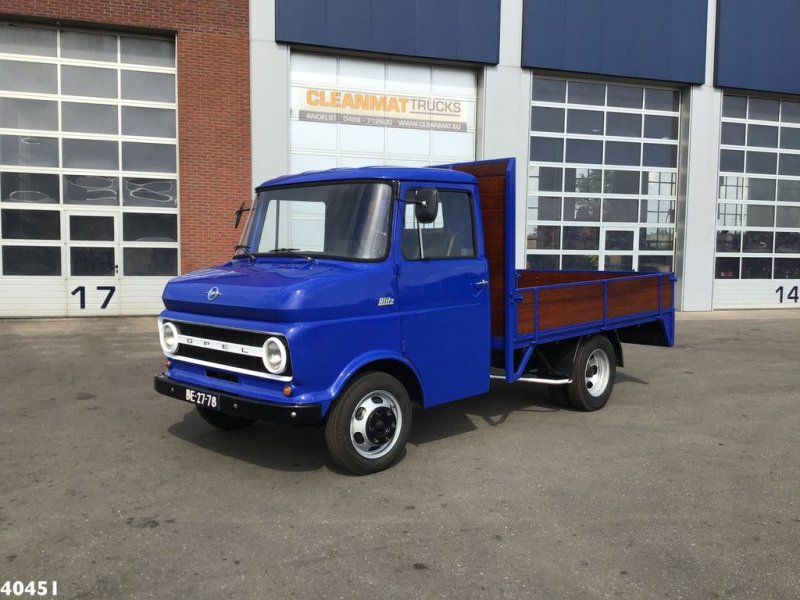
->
(153, 373, 322, 425)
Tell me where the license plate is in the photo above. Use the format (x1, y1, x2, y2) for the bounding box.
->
(185, 388, 219, 410)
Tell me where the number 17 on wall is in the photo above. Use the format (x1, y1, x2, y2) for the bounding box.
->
(71, 286, 116, 310)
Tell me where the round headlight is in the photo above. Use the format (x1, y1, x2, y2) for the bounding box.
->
(159, 321, 179, 354)
(262, 337, 287, 374)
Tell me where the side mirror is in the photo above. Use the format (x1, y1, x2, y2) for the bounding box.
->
(411, 188, 439, 224)
(234, 201, 250, 228)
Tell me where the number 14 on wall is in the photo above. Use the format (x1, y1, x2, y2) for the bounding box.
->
(775, 285, 799, 303)
(71, 286, 116, 309)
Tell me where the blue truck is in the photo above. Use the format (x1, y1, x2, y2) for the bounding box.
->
(154, 158, 675, 474)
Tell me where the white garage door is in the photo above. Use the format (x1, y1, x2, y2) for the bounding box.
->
(289, 53, 477, 173)
(0, 24, 179, 317)
(714, 93, 800, 309)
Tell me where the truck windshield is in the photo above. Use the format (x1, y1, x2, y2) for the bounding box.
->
(237, 182, 393, 261)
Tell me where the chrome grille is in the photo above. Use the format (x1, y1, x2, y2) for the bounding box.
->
(167, 320, 291, 381)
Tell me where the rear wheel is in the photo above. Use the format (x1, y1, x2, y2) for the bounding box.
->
(561, 335, 616, 411)
(196, 405, 256, 430)
(325, 372, 411, 475)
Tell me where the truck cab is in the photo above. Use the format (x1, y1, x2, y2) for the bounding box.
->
(154, 159, 675, 474)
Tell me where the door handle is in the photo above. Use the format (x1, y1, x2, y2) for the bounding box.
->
(472, 279, 489, 289)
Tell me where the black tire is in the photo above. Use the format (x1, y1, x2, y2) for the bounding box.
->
(562, 335, 616, 411)
(324, 372, 412, 475)
(196, 405, 256, 430)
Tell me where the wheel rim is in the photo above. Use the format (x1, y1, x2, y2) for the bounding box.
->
(584, 349, 611, 397)
(349, 390, 402, 459)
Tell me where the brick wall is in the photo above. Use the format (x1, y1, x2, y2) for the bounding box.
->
(0, 1, 252, 273)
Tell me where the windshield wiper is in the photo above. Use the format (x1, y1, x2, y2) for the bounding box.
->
(232, 244, 255, 260)
(265, 248, 301, 254)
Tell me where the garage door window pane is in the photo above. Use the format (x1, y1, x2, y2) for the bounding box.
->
(531, 107, 564, 133)
(123, 178, 177, 208)
(774, 258, 800, 278)
(563, 226, 599, 249)
(63, 139, 118, 170)
(568, 82, 604, 106)
(720, 150, 744, 172)
(0, 98, 58, 131)
(605, 255, 633, 271)
(638, 255, 672, 272)
(120, 37, 175, 67)
(747, 178, 776, 201)
(70, 216, 114, 241)
(122, 143, 176, 173)
(717, 230, 741, 252)
(61, 103, 118, 134)
(121, 107, 176, 137)
(70, 247, 115, 276)
(2, 245, 60, 275)
(780, 128, 800, 150)
(606, 113, 641, 137)
(748, 125, 778, 148)
(562, 254, 598, 270)
(743, 231, 773, 252)
(645, 89, 679, 112)
(644, 115, 678, 140)
(565, 168, 601, 193)
(566, 139, 602, 164)
(564, 198, 600, 221)
(0, 60, 56, 94)
(63, 175, 119, 205)
(527, 254, 559, 269)
(530, 137, 563, 162)
(643, 144, 677, 168)
(716, 257, 740, 278)
(605, 231, 634, 250)
(1, 209, 60, 239)
(0, 135, 58, 167)
(607, 85, 642, 109)
(746, 205, 774, 227)
(567, 110, 604, 135)
(748, 98, 779, 122)
(640, 228, 673, 251)
(776, 232, 800, 253)
(776, 206, 800, 228)
(532, 78, 565, 103)
(603, 199, 638, 222)
(642, 172, 676, 196)
(0, 25, 57, 56)
(123, 247, 177, 275)
(529, 167, 562, 192)
(778, 154, 800, 176)
(782, 102, 800, 124)
(527, 197, 561, 221)
(1, 172, 58, 203)
(777, 180, 800, 202)
(123, 213, 177, 242)
(723, 96, 747, 119)
(61, 66, 117, 98)
(721, 122, 745, 146)
(605, 141, 640, 166)
(121, 71, 175, 103)
(61, 31, 117, 62)
(742, 257, 772, 278)
(603, 170, 639, 194)
(528, 225, 560, 250)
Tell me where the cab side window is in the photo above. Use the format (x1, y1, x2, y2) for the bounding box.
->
(402, 190, 476, 260)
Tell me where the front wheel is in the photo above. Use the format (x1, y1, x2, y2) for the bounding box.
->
(561, 335, 616, 411)
(325, 372, 412, 475)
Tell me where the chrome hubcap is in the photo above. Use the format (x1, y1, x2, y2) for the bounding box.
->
(349, 391, 401, 459)
(584, 349, 611, 397)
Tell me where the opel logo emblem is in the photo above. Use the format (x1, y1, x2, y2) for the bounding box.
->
(207, 287, 222, 301)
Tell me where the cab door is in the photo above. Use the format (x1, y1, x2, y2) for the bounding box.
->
(395, 183, 490, 407)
